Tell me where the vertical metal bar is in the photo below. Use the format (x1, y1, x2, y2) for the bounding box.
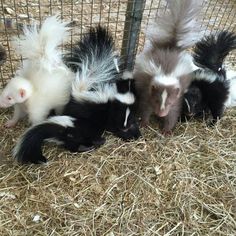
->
(121, 0, 145, 70)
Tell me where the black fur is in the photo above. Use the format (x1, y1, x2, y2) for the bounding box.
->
(181, 31, 236, 123)
(14, 26, 141, 164)
(64, 25, 117, 78)
(181, 76, 229, 122)
(193, 31, 236, 76)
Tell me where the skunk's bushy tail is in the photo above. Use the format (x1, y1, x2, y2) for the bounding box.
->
(193, 31, 236, 74)
(65, 25, 119, 103)
(13, 116, 75, 164)
(13, 15, 69, 64)
(65, 26, 118, 87)
(147, 0, 202, 49)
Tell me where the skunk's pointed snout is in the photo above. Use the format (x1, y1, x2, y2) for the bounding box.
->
(117, 123, 141, 140)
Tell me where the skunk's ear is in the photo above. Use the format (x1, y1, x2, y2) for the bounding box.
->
(18, 88, 26, 98)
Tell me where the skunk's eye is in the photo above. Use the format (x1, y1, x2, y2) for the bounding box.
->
(218, 67, 222, 72)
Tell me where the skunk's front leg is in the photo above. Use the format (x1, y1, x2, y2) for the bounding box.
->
(5, 104, 26, 127)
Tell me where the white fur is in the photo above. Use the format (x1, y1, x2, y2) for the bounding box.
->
(124, 107, 130, 127)
(114, 92, 135, 105)
(72, 79, 116, 104)
(174, 52, 198, 76)
(47, 115, 75, 127)
(194, 69, 218, 83)
(160, 89, 168, 110)
(12, 15, 70, 70)
(184, 98, 191, 113)
(0, 76, 33, 108)
(154, 74, 179, 86)
(1, 16, 74, 126)
(225, 77, 236, 108)
(146, 0, 203, 49)
(226, 70, 236, 80)
(137, 52, 195, 86)
(70, 51, 120, 104)
(114, 58, 120, 73)
(122, 71, 133, 80)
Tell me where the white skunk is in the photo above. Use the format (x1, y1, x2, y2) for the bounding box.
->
(0, 15, 73, 127)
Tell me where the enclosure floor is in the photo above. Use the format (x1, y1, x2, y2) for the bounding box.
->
(0, 108, 236, 235)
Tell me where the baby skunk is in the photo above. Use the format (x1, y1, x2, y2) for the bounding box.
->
(181, 31, 236, 123)
(134, 0, 202, 133)
(13, 26, 141, 164)
(0, 16, 73, 127)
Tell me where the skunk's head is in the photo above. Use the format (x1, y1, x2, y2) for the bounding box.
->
(107, 98, 140, 140)
(150, 81, 181, 117)
(193, 31, 236, 76)
(107, 73, 141, 140)
(0, 77, 33, 108)
(182, 86, 203, 117)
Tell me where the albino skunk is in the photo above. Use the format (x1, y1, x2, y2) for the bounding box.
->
(134, 0, 202, 134)
(0, 15, 73, 127)
(181, 31, 236, 123)
(13, 26, 140, 164)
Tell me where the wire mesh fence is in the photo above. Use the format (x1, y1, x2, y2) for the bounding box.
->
(0, 0, 235, 88)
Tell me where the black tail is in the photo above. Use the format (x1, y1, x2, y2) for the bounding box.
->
(64, 25, 118, 75)
(193, 31, 236, 74)
(13, 116, 75, 164)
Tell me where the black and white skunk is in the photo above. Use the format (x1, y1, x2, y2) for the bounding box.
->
(181, 31, 236, 123)
(13, 26, 141, 164)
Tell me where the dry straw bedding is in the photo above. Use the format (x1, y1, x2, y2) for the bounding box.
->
(0, 108, 236, 235)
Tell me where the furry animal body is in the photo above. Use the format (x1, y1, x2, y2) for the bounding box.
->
(182, 31, 236, 123)
(134, 0, 202, 133)
(0, 15, 73, 127)
(14, 26, 141, 164)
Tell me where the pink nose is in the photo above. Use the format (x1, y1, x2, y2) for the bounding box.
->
(158, 109, 169, 117)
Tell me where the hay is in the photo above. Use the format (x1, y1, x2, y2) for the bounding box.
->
(0, 108, 236, 235)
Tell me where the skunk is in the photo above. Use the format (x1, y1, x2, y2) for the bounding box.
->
(13, 26, 141, 164)
(0, 15, 73, 127)
(181, 31, 236, 123)
(0, 44, 6, 65)
(134, 0, 202, 133)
